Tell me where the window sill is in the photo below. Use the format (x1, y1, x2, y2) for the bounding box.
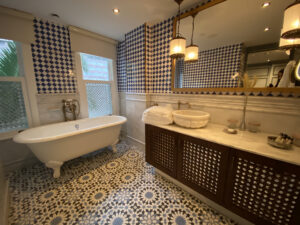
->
(0, 130, 18, 141)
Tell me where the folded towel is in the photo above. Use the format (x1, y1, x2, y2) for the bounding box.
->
(142, 104, 173, 125)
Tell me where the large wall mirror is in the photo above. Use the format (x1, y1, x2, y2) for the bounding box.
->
(171, 0, 300, 92)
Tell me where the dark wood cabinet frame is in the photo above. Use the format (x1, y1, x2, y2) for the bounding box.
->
(145, 124, 300, 225)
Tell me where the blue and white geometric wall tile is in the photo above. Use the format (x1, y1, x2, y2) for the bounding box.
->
(117, 41, 127, 92)
(31, 18, 77, 94)
(125, 25, 146, 93)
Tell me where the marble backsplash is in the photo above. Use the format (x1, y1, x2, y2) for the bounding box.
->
(120, 93, 300, 148)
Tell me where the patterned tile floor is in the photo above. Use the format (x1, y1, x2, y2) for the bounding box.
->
(8, 142, 236, 225)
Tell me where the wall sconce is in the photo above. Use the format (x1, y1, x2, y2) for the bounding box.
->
(281, 0, 300, 39)
(185, 13, 199, 62)
(170, 0, 186, 58)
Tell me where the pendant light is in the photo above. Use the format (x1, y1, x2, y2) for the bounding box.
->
(170, 0, 186, 58)
(279, 29, 300, 54)
(281, 0, 300, 39)
(185, 13, 199, 62)
(279, 37, 300, 49)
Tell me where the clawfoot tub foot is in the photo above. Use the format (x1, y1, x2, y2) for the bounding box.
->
(45, 161, 63, 178)
(111, 139, 119, 153)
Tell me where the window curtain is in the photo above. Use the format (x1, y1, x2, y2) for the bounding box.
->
(69, 26, 117, 60)
(0, 6, 34, 43)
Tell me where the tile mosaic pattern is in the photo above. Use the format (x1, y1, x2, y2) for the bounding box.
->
(125, 25, 146, 93)
(31, 18, 77, 94)
(8, 142, 236, 225)
(145, 24, 153, 93)
(150, 18, 173, 93)
(181, 44, 242, 88)
(116, 41, 127, 92)
(116, 0, 299, 98)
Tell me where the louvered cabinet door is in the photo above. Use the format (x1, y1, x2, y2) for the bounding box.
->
(145, 125, 178, 178)
(226, 150, 300, 225)
(177, 134, 231, 204)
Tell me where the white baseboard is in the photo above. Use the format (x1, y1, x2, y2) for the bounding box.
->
(0, 180, 9, 225)
(126, 135, 145, 152)
(155, 168, 254, 225)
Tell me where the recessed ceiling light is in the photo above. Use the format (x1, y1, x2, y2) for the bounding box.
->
(262, 2, 271, 8)
(113, 8, 120, 15)
(50, 13, 60, 18)
(264, 27, 270, 32)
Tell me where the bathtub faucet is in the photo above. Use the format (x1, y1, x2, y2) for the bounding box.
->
(62, 99, 80, 121)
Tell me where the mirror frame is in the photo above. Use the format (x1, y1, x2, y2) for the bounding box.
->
(171, 0, 300, 93)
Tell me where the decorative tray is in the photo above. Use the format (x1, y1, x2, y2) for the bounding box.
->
(268, 136, 292, 150)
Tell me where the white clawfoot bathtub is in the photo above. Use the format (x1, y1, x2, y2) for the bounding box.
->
(13, 116, 127, 178)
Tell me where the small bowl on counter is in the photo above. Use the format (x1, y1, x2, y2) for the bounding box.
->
(248, 121, 261, 133)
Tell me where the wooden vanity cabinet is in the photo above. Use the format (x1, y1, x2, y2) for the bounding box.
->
(145, 124, 179, 178)
(177, 133, 231, 204)
(145, 124, 300, 225)
(225, 150, 300, 225)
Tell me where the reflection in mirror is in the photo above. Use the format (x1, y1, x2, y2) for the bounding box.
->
(173, 0, 300, 90)
(246, 48, 289, 88)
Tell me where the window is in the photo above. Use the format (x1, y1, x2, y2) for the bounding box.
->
(77, 53, 116, 118)
(0, 39, 30, 134)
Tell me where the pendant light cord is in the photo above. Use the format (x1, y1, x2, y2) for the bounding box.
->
(191, 15, 195, 45)
(177, 3, 181, 36)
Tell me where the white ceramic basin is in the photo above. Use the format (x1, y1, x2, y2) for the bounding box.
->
(172, 110, 210, 128)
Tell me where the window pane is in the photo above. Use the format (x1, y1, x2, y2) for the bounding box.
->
(0, 39, 19, 77)
(86, 83, 112, 118)
(80, 53, 110, 81)
(0, 82, 28, 133)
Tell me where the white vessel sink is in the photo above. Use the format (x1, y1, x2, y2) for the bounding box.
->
(172, 110, 210, 128)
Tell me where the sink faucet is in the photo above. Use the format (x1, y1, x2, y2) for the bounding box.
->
(178, 101, 191, 110)
(239, 95, 248, 131)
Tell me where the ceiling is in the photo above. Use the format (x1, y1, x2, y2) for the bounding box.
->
(180, 0, 295, 51)
(247, 50, 289, 65)
(0, 0, 199, 41)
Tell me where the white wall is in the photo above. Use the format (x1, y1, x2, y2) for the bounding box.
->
(150, 94, 300, 135)
(0, 9, 118, 175)
(0, 160, 6, 224)
(0, 139, 38, 173)
(120, 93, 300, 146)
(37, 94, 80, 125)
(120, 93, 147, 147)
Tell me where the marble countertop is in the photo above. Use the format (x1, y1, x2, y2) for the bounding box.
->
(154, 123, 300, 166)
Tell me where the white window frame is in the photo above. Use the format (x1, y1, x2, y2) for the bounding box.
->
(0, 41, 39, 140)
(75, 52, 119, 118)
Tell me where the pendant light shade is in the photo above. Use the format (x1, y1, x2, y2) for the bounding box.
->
(170, 0, 186, 58)
(185, 45, 199, 62)
(281, 1, 300, 39)
(279, 29, 300, 49)
(279, 37, 300, 49)
(170, 37, 186, 58)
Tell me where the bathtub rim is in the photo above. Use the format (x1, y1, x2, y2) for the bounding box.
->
(13, 115, 127, 144)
